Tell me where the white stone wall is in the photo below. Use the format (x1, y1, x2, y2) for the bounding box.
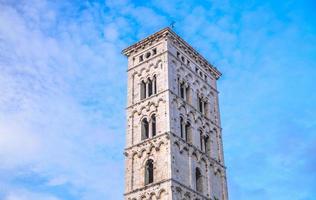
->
(124, 28, 228, 200)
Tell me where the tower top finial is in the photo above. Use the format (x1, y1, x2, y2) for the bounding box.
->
(170, 21, 176, 29)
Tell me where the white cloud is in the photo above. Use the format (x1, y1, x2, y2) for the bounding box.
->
(0, 1, 126, 199)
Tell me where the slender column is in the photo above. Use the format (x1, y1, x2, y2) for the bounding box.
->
(183, 83, 187, 101)
(202, 98, 205, 115)
(178, 78, 181, 96)
(222, 173, 229, 200)
(207, 165, 211, 197)
(189, 150, 193, 188)
(131, 156, 134, 190)
(131, 115, 134, 145)
(202, 137, 205, 152)
(132, 74, 135, 104)
(149, 120, 152, 138)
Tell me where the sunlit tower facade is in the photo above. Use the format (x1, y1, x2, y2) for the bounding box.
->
(123, 27, 228, 200)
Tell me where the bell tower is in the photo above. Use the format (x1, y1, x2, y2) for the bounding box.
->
(123, 27, 228, 200)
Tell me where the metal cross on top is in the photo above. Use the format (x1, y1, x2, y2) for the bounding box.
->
(170, 21, 176, 29)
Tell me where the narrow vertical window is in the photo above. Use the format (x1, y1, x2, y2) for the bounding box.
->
(148, 79, 153, 97)
(185, 122, 192, 144)
(141, 118, 149, 140)
(141, 81, 146, 100)
(153, 75, 157, 94)
(196, 168, 203, 193)
(185, 86, 190, 103)
(145, 159, 154, 185)
(151, 114, 156, 137)
(180, 117, 184, 139)
(180, 82, 185, 99)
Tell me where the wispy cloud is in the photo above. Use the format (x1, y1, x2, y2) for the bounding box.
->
(0, 0, 315, 199)
(0, 1, 127, 199)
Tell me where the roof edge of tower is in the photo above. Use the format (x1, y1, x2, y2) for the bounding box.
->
(122, 27, 171, 56)
(122, 27, 222, 79)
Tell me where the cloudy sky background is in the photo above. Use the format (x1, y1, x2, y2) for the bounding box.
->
(0, 0, 315, 199)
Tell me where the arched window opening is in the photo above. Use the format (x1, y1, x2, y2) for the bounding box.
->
(153, 75, 157, 94)
(141, 80, 146, 100)
(180, 117, 184, 139)
(141, 118, 149, 140)
(185, 122, 192, 144)
(145, 159, 154, 185)
(186, 86, 191, 103)
(148, 79, 153, 97)
(196, 168, 203, 193)
(180, 82, 185, 99)
(151, 114, 156, 137)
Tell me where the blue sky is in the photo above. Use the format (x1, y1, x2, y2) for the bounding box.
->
(0, 0, 315, 199)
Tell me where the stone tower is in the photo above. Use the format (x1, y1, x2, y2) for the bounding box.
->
(123, 27, 228, 200)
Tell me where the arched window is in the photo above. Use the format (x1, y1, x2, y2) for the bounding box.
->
(148, 78, 153, 97)
(185, 122, 192, 144)
(180, 82, 185, 99)
(204, 135, 210, 155)
(140, 80, 146, 100)
(145, 159, 154, 185)
(151, 114, 156, 137)
(180, 117, 184, 139)
(186, 86, 191, 103)
(153, 75, 157, 94)
(196, 168, 203, 193)
(141, 118, 149, 140)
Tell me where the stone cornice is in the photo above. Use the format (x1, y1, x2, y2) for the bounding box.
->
(122, 27, 222, 80)
(126, 89, 168, 110)
(124, 178, 170, 196)
(124, 132, 169, 152)
(122, 27, 170, 56)
(124, 131, 226, 170)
